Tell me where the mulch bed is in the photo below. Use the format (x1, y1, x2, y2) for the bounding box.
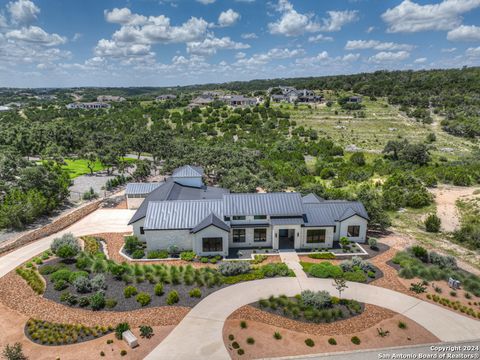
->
(41, 258, 227, 312)
(369, 247, 410, 295)
(0, 270, 189, 328)
(228, 303, 396, 336)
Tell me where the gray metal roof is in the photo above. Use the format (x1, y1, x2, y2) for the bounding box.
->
(224, 192, 304, 216)
(191, 213, 230, 233)
(302, 193, 324, 204)
(127, 179, 229, 225)
(304, 201, 369, 227)
(270, 218, 305, 225)
(144, 200, 224, 230)
(172, 165, 204, 178)
(126, 183, 162, 195)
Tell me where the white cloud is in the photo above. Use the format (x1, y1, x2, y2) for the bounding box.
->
(447, 25, 480, 41)
(414, 57, 427, 63)
(465, 46, 480, 58)
(218, 9, 240, 27)
(241, 32, 257, 39)
(104, 8, 147, 26)
(382, 0, 480, 33)
(235, 52, 246, 59)
(72, 33, 82, 42)
(308, 34, 333, 43)
(235, 47, 304, 66)
(94, 39, 153, 58)
(342, 53, 360, 62)
(441, 47, 456, 52)
(0, 14, 7, 28)
(7, 0, 39, 24)
(268, 1, 358, 36)
(197, 0, 215, 4)
(368, 51, 410, 63)
(186, 36, 249, 56)
(366, 26, 375, 33)
(345, 40, 414, 51)
(6, 26, 67, 46)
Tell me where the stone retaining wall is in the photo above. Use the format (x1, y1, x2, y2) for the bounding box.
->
(0, 200, 102, 255)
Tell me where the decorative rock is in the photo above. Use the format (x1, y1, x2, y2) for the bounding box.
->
(122, 330, 138, 348)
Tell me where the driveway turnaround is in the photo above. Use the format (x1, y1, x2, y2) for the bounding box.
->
(145, 277, 480, 360)
(0, 209, 134, 278)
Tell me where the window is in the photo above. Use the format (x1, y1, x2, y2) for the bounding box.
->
(254, 215, 267, 220)
(306, 229, 326, 243)
(224, 216, 231, 222)
(232, 216, 246, 220)
(202, 237, 223, 252)
(254, 229, 267, 242)
(347, 226, 360, 237)
(232, 229, 246, 243)
(140, 227, 145, 235)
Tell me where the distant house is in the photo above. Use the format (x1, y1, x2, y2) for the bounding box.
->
(0, 105, 10, 112)
(97, 95, 126, 102)
(269, 86, 322, 103)
(127, 165, 369, 256)
(187, 96, 214, 110)
(348, 96, 362, 103)
(220, 95, 258, 107)
(66, 102, 111, 110)
(156, 94, 177, 101)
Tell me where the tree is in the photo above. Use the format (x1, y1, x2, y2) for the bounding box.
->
(350, 152, 366, 166)
(79, 144, 98, 175)
(333, 277, 348, 298)
(2, 343, 28, 360)
(51, 233, 80, 260)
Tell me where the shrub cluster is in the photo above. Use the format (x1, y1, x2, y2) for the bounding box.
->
(16, 267, 45, 294)
(301, 290, 332, 309)
(50, 233, 81, 259)
(219, 261, 251, 276)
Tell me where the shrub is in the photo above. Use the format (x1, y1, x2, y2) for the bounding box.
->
(50, 233, 81, 259)
(91, 274, 107, 291)
(308, 262, 343, 278)
(368, 237, 378, 250)
(39, 264, 65, 275)
(180, 251, 196, 261)
(398, 321, 407, 329)
(229, 334, 235, 341)
(105, 298, 117, 309)
(90, 292, 106, 310)
(136, 292, 151, 306)
(240, 321, 247, 329)
(50, 269, 72, 283)
(124, 286, 138, 298)
(100, 351, 105, 357)
(73, 276, 92, 293)
(301, 290, 332, 309)
(60, 291, 77, 305)
(232, 341, 240, 349)
(189, 288, 202, 298)
(237, 349, 244, 355)
(200, 257, 209, 263)
(147, 250, 169, 259)
(351, 336, 361, 345)
(410, 282, 427, 294)
(54, 279, 68, 291)
(305, 338, 315, 347)
(425, 214, 441, 233)
(328, 338, 337, 345)
(107, 339, 114, 344)
(308, 252, 335, 260)
(344, 271, 367, 283)
(115, 323, 130, 340)
(166, 290, 179, 305)
(411, 246, 428, 262)
(259, 263, 292, 277)
(68, 271, 89, 284)
(76, 297, 89, 307)
(124, 235, 142, 255)
(273, 331, 282, 340)
(16, 267, 45, 294)
(246, 337, 255, 345)
(154, 283, 164, 296)
(429, 252, 457, 270)
(219, 262, 251, 276)
(252, 254, 268, 264)
(140, 325, 154, 339)
(131, 249, 145, 259)
(2, 343, 27, 360)
(83, 236, 100, 255)
(120, 350, 127, 356)
(450, 291, 457, 297)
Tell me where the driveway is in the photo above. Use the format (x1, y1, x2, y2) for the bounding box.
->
(0, 209, 134, 278)
(145, 277, 480, 360)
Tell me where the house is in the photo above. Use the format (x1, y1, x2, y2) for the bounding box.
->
(156, 94, 177, 101)
(127, 166, 369, 257)
(66, 102, 111, 110)
(187, 96, 214, 110)
(348, 96, 362, 103)
(220, 95, 258, 107)
(269, 87, 322, 104)
(97, 95, 126, 102)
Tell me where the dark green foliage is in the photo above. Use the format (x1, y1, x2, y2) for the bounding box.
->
(115, 323, 130, 340)
(351, 336, 361, 345)
(411, 245, 428, 261)
(136, 292, 151, 306)
(180, 251, 196, 261)
(398, 321, 407, 329)
(166, 290, 179, 305)
(273, 332, 282, 340)
(140, 325, 154, 339)
(189, 288, 202, 298)
(410, 282, 427, 294)
(232, 341, 240, 349)
(89, 292, 106, 310)
(383, 173, 432, 210)
(124, 286, 138, 298)
(240, 321, 247, 329)
(328, 338, 337, 345)
(2, 343, 28, 360)
(51, 233, 81, 259)
(16, 267, 45, 294)
(305, 338, 315, 347)
(147, 250, 169, 259)
(425, 214, 441, 233)
(246, 337, 255, 345)
(131, 249, 145, 259)
(124, 236, 143, 255)
(308, 262, 343, 278)
(308, 252, 335, 259)
(154, 283, 164, 296)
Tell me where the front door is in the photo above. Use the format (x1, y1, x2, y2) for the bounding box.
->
(278, 229, 295, 249)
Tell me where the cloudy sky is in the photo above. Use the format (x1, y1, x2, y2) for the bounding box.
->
(0, 0, 479, 87)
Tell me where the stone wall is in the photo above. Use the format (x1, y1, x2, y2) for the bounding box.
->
(0, 200, 102, 255)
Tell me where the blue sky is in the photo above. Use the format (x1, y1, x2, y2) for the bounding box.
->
(0, 0, 479, 87)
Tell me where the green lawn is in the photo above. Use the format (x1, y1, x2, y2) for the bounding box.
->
(62, 159, 106, 178)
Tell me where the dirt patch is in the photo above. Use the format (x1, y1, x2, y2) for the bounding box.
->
(430, 185, 480, 233)
(223, 312, 439, 359)
(0, 302, 173, 360)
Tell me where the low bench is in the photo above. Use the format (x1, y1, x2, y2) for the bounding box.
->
(122, 330, 138, 348)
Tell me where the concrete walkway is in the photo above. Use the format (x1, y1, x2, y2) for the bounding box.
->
(0, 209, 134, 278)
(145, 276, 480, 360)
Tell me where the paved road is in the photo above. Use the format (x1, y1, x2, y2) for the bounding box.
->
(0, 209, 134, 278)
(278, 340, 480, 360)
(145, 277, 480, 360)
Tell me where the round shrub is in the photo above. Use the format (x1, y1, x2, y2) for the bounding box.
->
(237, 349, 244, 355)
(50, 233, 81, 259)
(50, 269, 72, 283)
(154, 283, 164, 296)
(308, 262, 342, 278)
(54, 279, 68, 291)
(73, 276, 92, 293)
(136, 292, 151, 306)
(115, 323, 130, 340)
(120, 350, 127, 356)
(90, 291, 106, 310)
(232, 341, 240, 349)
(189, 288, 202, 298)
(368, 237, 378, 249)
(351, 336, 361, 345)
(180, 251, 196, 261)
(90, 274, 107, 291)
(425, 214, 441, 233)
(131, 249, 145, 259)
(147, 250, 169, 259)
(305, 338, 315, 347)
(301, 290, 332, 309)
(218, 262, 251, 276)
(246, 337, 255, 345)
(124, 286, 138, 298)
(78, 297, 90, 307)
(166, 290, 179, 305)
(68, 271, 89, 284)
(105, 298, 117, 308)
(228, 334, 235, 341)
(328, 338, 337, 345)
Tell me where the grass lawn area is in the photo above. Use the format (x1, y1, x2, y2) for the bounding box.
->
(62, 158, 136, 179)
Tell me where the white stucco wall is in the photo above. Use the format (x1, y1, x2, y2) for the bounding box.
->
(126, 197, 145, 210)
(144, 229, 193, 251)
(337, 215, 368, 243)
(173, 177, 203, 188)
(194, 226, 229, 256)
(272, 225, 302, 249)
(131, 218, 146, 242)
(299, 227, 334, 249)
(228, 227, 272, 248)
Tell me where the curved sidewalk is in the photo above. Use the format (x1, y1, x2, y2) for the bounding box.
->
(0, 209, 134, 278)
(145, 277, 480, 360)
